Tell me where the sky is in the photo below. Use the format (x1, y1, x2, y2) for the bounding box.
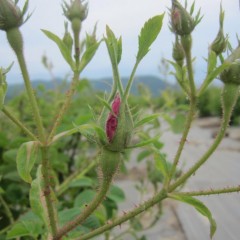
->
(0, 0, 239, 84)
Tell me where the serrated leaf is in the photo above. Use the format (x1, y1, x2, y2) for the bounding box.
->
(16, 141, 39, 183)
(79, 41, 101, 72)
(137, 14, 164, 62)
(105, 25, 122, 65)
(134, 113, 160, 128)
(41, 29, 74, 69)
(169, 194, 217, 238)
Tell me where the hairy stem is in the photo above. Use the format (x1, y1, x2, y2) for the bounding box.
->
(75, 189, 167, 240)
(41, 146, 58, 237)
(2, 106, 38, 141)
(47, 71, 79, 142)
(174, 186, 240, 197)
(54, 178, 113, 240)
(16, 50, 45, 143)
(167, 35, 196, 186)
(169, 85, 239, 192)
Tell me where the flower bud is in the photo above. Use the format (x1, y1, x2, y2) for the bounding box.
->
(104, 93, 133, 152)
(172, 36, 185, 66)
(170, 0, 195, 36)
(210, 6, 227, 55)
(0, 0, 29, 31)
(220, 59, 240, 85)
(62, 0, 88, 22)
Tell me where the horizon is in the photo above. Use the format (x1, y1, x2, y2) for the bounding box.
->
(0, 0, 239, 86)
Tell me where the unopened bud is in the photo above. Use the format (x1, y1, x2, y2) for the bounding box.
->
(210, 5, 227, 55)
(220, 59, 240, 86)
(170, 0, 195, 36)
(172, 36, 185, 66)
(62, 0, 88, 22)
(0, 0, 29, 31)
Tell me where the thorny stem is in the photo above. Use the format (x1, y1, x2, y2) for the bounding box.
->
(75, 189, 167, 240)
(169, 85, 239, 192)
(173, 186, 240, 197)
(0, 195, 14, 224)
(47, 71, 79, 142)
(2, 106, 38, 141)
(167, 35, 197, 186)
(54, 178, 113, 240)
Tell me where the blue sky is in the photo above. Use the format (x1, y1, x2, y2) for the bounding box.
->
(0, 0, 239, 84)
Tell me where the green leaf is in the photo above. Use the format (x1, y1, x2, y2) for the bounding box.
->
(134, 113, 160, 128)
(30, 165, 58, 229)
(105, 25, 122, 65)
(207, 51, 217, 74)
(169, 194, 217, 239)
(41, 29, 74, 69)
(154, 152, 169, 178)
(127, 134, 161, 149)
(137, 14, 164, 62)
(137, 149, 152, 162)
(69, 177, 94, 188)
(16, 141, 39, 183)
(171, 113, 186, 134)
(7, 212, 43, 239)
(79, 41, 101, 72)
(199, 62, 231, 96)
(107, 185, 125, 203)
(97, 95, 113, 113)
(74, 190, 95, 207)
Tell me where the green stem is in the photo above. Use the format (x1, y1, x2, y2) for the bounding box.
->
(123, 61, 139, 100)
(56, 160, 96, 197)
(173, 186, 240, 197)
(75, 189, 167, 240)
(2, 106, 39, 141)
(167, 35, 197, 186)
(169, 84, 239, 192)
(47, 71, 79, 142)
(167, 99, 196, 185)
(40, 146, 58, 237)
(54, 178, 113, 240)
(0, 195, 14, 224)
(6, 28, 45, 142)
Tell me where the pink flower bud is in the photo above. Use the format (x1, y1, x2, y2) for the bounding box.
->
(106, 94, 121, 142)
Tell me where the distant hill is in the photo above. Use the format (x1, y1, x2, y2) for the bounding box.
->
(6, 75, 169, 99)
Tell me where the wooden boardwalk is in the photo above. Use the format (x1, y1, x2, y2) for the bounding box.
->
(161, 119, 240, 240)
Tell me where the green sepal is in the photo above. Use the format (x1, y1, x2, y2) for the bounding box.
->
(169, 194, 217, 239)
(16, 141, 40, 183)
(134, 113, 160, 129)
(79, 40, 102, 72)
(127, 134, 161, 149)
(137, 14, 164, 62)
(41, 29, 74, 70)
